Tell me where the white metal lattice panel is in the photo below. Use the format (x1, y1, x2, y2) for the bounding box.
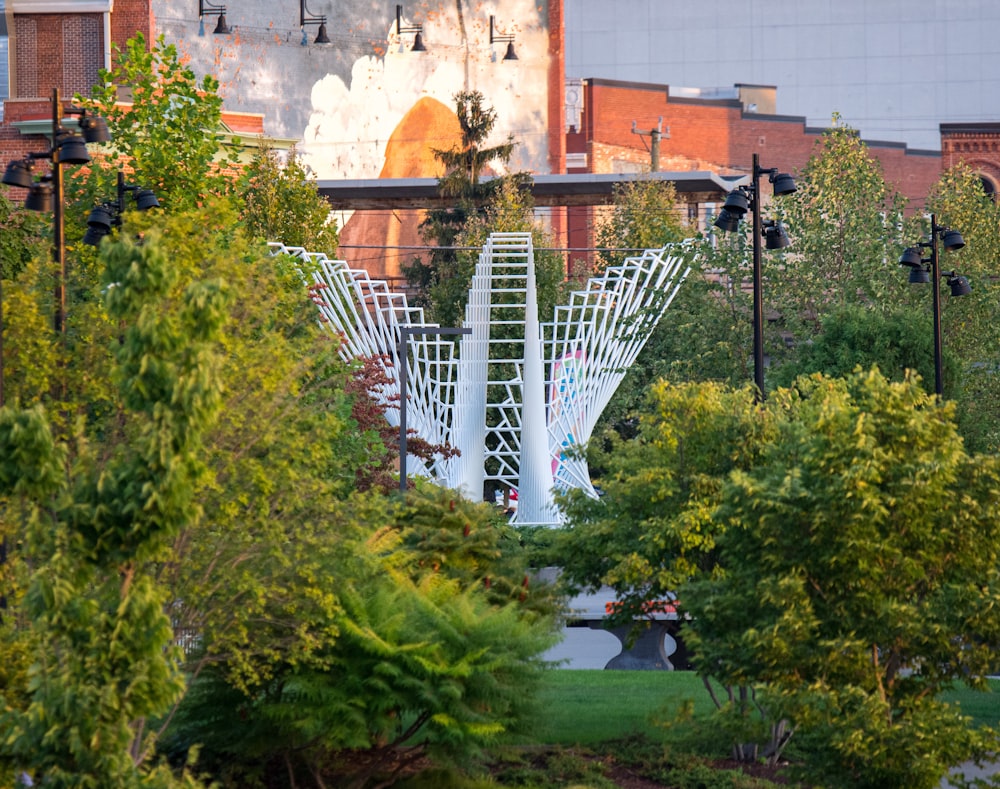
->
(272, 242, 461, 481)
(543, 243, 692, 497)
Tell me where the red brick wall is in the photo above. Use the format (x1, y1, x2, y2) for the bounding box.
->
(941, 124, 1000, 197)
(13, 14, 104, 101)
(579, 79, 942, 210)
(111, 0, 154, 52)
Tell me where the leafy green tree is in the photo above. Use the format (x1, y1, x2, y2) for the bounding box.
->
(237, 142, 339, 254)
(925, 162, 1000, 452)
(162, 487, 559, 787)
(593, 177, 691, 272)
(75, 32, 238, 214)
(556, 380, 768, 620)
(772, 117, 911, 341)
(768, 302, 959, 397)
(685, 368, 1000, 788)
(0, 225, 226, 786)
(589, 178, 706, 426)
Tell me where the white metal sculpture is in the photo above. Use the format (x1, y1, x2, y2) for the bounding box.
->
(272, 234, 691, 526)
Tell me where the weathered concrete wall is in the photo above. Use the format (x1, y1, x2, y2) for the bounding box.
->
(152, 0, 557, 181)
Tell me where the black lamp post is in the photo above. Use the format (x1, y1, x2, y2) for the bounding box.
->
(2, 88, 111, 335)
(714, 152, 797, 399)
(897, 215, 968, 396)
(83, 170, 160, 246)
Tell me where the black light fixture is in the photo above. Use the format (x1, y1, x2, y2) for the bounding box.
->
(489, 15, 518, 61)
(2, 89, 111, 335)
(78, 113, 112, 144)
(300, 0, 330, 45)
(713, 153, 797, 400)
(763, 219, 790, 250)
(395, 4, 426, 52)
(198, 0, 230, 35)
(24, 177, 53, 213)
(897, 216, 969, 396)
(83, 170, 160, 247)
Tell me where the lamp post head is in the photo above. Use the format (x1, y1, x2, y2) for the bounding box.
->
(763, 220, 791, 249)
(898, 247, 925, 268)
(25, 181, 53, 212)
(133, 188, 160, 211)
(721, 188, 750, 215)
(56, 134, 91, 165)
(78, 115, 112, 144)
(908, 266, 930, 284)
(770, 171, 797, 196)
(947, 273, 971, 296)
(713, 208, 742, 233)
(2, 159, 35, 189)
(940, 228, 965, 252)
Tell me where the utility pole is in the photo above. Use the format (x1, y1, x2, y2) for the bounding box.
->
(632, 117, 666, 171)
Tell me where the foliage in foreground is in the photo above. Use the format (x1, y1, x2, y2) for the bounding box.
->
(0, 228, 225, 787)
(558, 369, 1000, 789)
(161, 487, 560, 788)
(687, 369, 1000, 789)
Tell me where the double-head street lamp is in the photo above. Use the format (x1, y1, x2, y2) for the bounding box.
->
(84, 170, 160, 246)
(897, 216, 968, 396)
(714, 153, 797, 399)
(2, 88, 111, 334)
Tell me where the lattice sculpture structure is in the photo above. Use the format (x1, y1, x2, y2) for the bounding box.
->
(273, 233, 691, 526)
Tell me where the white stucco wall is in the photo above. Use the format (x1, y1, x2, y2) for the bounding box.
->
(565, 0, 1000, 152)
(151, 0, 553, 181)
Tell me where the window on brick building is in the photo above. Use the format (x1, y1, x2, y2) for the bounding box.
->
(980, 175, 997, 202)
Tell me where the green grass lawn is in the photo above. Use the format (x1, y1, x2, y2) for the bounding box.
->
(530, 670, 1000, 746)
(529, 670, 710, 745)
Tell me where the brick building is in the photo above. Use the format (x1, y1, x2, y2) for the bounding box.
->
(2, 1, 995, 279)
(941, 123, 1000, 200)
(565, 78, 946, 270)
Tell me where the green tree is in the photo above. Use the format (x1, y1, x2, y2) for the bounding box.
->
(237, 142, 339, 254)
(593, 177, 691, 272)
(433, 91, 515, 200)
(556, 380, 768, 621)
(0, 226, 227, 786)
(773, 117, 911, 342)
(925, 162, 1000, 452)
(77, 32, 239, 213)
(768, 302, 958, 397)
(161, 487, 559, 787)
(403, 90, 518, 311)
(685, 368, 1000, 788)
(0, 190, 47, 407)
(589, 176, 745, 426)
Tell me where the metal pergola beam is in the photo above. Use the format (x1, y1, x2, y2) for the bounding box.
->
(317, 171, 748, 210)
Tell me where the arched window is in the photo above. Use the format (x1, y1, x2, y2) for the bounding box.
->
(980, 175, 997, 202)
